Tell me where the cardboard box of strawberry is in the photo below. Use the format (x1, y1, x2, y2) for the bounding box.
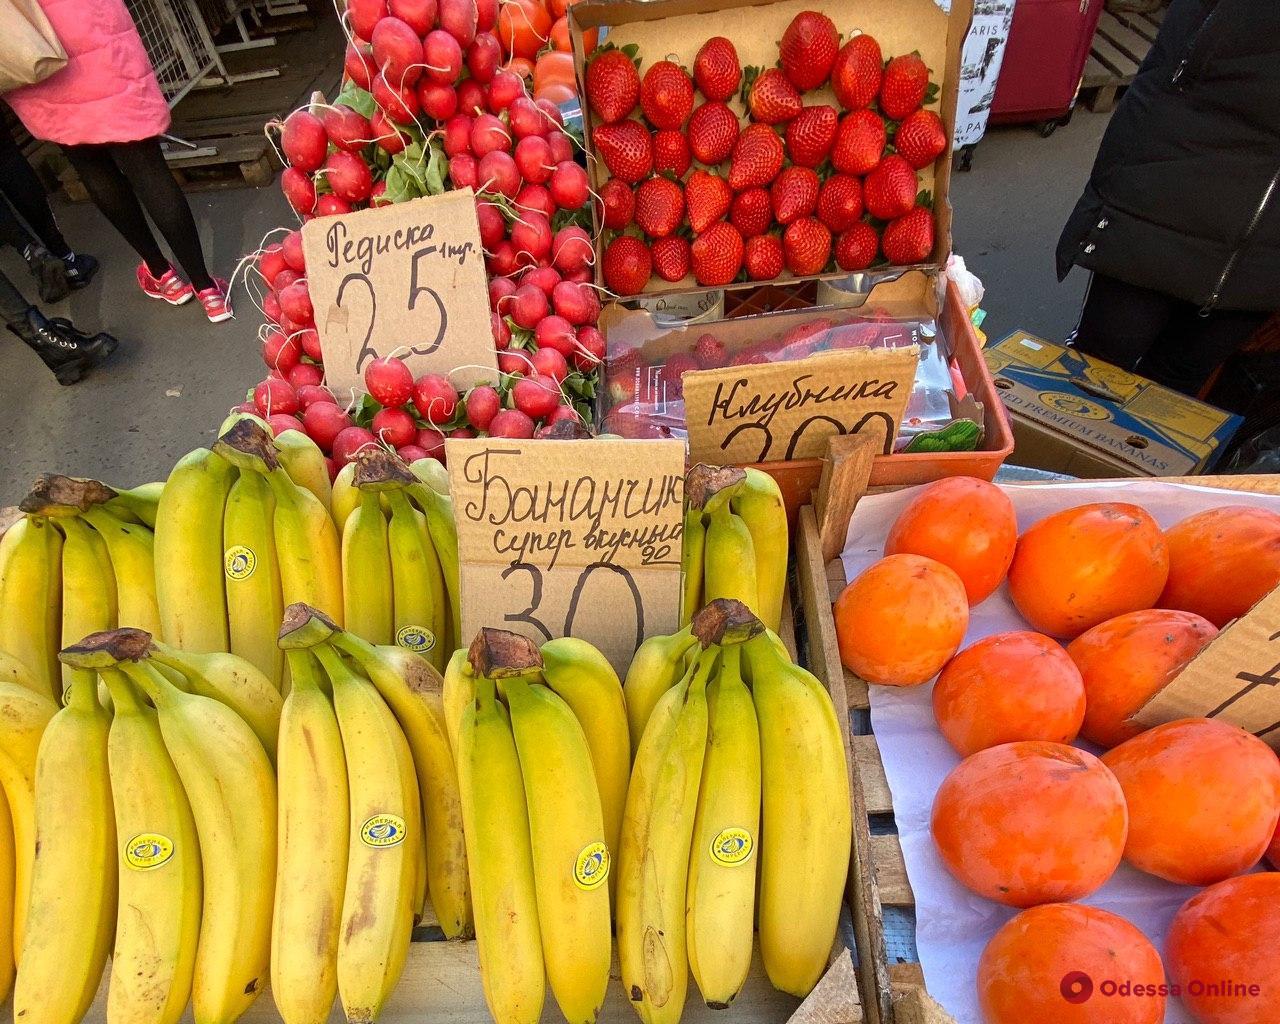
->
(572, 0, 963, 297)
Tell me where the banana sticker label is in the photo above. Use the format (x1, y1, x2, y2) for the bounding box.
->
(574, 841, 610, 891)
(395, 625, 436, 653)
(125, 833, 175, 870)
(711, 827, 754, 866)
(361, 814, 407, 848)
(224, 545, 257, 581)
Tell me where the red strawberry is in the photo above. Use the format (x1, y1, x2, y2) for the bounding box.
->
(600, 178, 635, 229)
(659, 352, 701, 397)
(786, 105, 838, 167)
(641, 60, 694, 130)
(634, 176, 685, 238)
(782, 217, 832, 276)
(652, 236, 692, 281)
(688, 101, 740, 165)
(831, 34, 882, 110)
(770, 166, 819, 225)
(744, 234, 784, 281)
(586, 48, 640, 124)
(602, 234, 652, 294)
(685, 170, 732, 232)
(693, 333, 728, 368)
(731, 188, 773, 238)
(728, 123, 784, 191)
(691, 221, 744, 286)
(746, 68, 802, 126)
(595, 120, 653, 183)
(864, 155, 918, 220)
(832, 109, 885, 175)
(880, 53, 929, 121)
(653, 129, 692, 177)
(881, 205, 933, 264)
(895, 108, 947, 168)
(779, 11, 839, 91)
(731, 351, 768, 366)
(817, 174, 863, 232)
(694, 37, 741, 102)
(835, 222, 879, 270)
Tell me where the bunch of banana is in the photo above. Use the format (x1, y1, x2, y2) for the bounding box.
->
(681, 466, 788, 633)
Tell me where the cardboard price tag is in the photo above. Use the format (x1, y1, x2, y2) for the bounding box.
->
(302, 190, 498, 398)
(1133, 584, 1280, 748)
(681, 347, 919, 465)
(446, 437, 686, 671)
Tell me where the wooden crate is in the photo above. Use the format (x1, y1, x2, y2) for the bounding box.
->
(793, 467, 1280, 1024)
(1082, 5, 1166, 112)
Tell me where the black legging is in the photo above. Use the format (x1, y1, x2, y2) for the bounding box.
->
(0, 122, 70, 257)
(62, 138, 213, 290)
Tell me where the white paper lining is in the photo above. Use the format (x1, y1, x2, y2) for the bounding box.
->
(839, 478, 1280, 1024)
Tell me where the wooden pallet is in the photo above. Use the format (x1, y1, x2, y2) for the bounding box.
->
(57, 135, 278, 201)
(1082, 5, 1166, 112)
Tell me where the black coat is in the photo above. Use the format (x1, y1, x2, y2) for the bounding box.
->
(1056, 0, 1280, 312)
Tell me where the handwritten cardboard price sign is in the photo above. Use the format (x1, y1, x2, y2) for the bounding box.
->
(447, 437, 686, 672)
(302, 189, 498, 398)
(1133, 583, 1280, 749)
(681, 347, 919, 465)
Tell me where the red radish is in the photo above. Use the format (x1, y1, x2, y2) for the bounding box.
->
(263, 291, 282, 324)
(548, 160, 588, 210)
(476, 0, 497, 32)
(346, 0, 387, 39)
(254, 377, 300, 416)
(282, 110, 327, 171)
(278, 281, 315, 325)
(465, 385, 501, 430)
(332, 426, 379, 467)
(552, 280, 599, 326)
(514, 135, 553, 183)
(466, 32, 502, 83)
(272, 268, 302, 295)
(544, 404, 581, 427)
(477, 150, 520, 198)
(323, 104, 373, 152)
(397, 443, 430, 462)
(449, 153, 479, 190)
(574, 325, 605, 369)
(372, 73, 421, 124)
(287, 362, 325, 388)
(515, 183, 555, 220)
(489, 275, 517, 309)
(372, 407, 418, 447)
(269, 367, 287, 381)
(259, 248, 288, 290)
(268, 414, 303, 437)
(510, 212, 552, 266)
(263, 329, 302, 371)
(534, 314, 576, 356)
(487, 239, 519, 277)
(507, 96, 544, 138)
(443, 114, 474, 156)
(476, 199, 505, 248)
(415, 430, 446, 460)
(296, 382, 335, 406)
(281, 167, 318, 215)
(546, 131, 574, 164)
(552, 226, 592, 273)
(365, 355, 415, 406)
(520, 264, 561, 296)
(566, 267, 593, 284)
(413, 374, 459, 423)
(449, 426, 476, 439)
(457, 78, 486, 115)
(344, 41, 375, 89)
(470, 113, 510, 156)
(512, 374, 560, 421)
(323, 150, 374, 203)
(297, 327, 323, 362)
(509, 282, 549, 328)
(440, 0, 478, 45)
(389, 0, 436, 34)
(423, 30, 464, 84)
(497, 350, 533, 375)
(530, 347, 569, 381)
(372, 17, 425, 86)
(369, 181, 390, 207)
(487, 69, 524, 112)
(418, 80, 459, 120)
(488, 408, 535, 439)
(537, 97, 564, 126)
(491, 310, 511, 348)
(282, 230, 306, 273)
(315, 194, 354, 217)
(371, 110, 410, 154)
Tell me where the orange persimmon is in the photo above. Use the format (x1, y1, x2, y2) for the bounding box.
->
(1160, 505, 1280, 627)
(498, 0, 551, 60)
(534, 49, 576, 92)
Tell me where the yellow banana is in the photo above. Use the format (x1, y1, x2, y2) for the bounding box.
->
(385, 488, 447, 671)
(57, 515, 117, 698)
(0, 792, 13, 1001)
(312, 644, 418, 1023)
(458, 670, 544, 1024)
(617, 647, 715, 1024)
(408, 457, 449, 495)
(621, 624, 699, 758)
(0, 681, 57, 956)
(223, 470, 285, 689)
(406, 479, 461, 654)
(330, 462, 359, 534)
(272, 649, 349, 1024)
(442, 648, 474, 761)
(680, 504, 705, 628)
(686, 645, 760, 1007)
(117, 655, 276, 1024)
(539, 636, 630, 902)
(343, 490, 394, 646)
(99, 668, 202, 1024)
(13, 658, 115, 1024)
(105, 480, 164, 528)
(274, 429, 333, 514)
(0, 516, 62, 702)
(506, 676, 611, 1024)
(154, 447, 235, 653)
(730, 469, 788, 631)
(82, 505, 163, 637)
(744, 631, 852, 997)
(0, 649, 37, 691)
(703, 496, 759, 614)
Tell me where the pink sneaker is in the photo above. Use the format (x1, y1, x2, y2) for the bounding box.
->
(136, 263, 194, 305)
(196, 278, 232, 323)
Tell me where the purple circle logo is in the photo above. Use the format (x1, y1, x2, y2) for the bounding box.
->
(1060, 972, 1094, 1004)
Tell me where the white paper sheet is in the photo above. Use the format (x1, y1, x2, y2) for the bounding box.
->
(840, 478, 1280, 1024)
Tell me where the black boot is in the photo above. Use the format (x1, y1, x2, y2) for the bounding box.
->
(22, 244, 71, 303)
(63, 252, 99, 290)
(8, 307, 119, 385)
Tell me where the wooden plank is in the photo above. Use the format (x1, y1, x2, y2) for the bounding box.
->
(1096, 11, 1154, 65)
(779, 585, 799, 661)
(1109, 8, 1161, 44)
(1148, 5, 1166, 25)
(871, 835, 913, 907)
(1082, 54, 1114, 89)
(854, 734, 892, 815)
(1090, 33, 1140, 82)
(816, 435, 878, 563)
(1085, 83, 1121, 113)
(889, 964, 928, 991)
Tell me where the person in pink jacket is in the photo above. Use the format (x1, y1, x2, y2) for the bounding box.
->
(6, 0, 231, 321)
